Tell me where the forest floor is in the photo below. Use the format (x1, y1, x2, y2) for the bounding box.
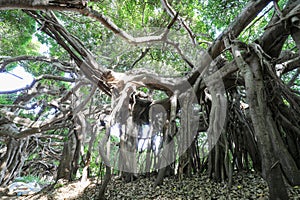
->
(1, 172, 300, 200)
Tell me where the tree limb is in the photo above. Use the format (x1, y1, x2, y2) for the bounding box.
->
(0, 56, 71, 72)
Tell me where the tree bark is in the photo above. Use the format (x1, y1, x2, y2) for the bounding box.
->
(242, 53, 289, 200)
(56, 129, 77, 181)
(0, 137, 29, 186)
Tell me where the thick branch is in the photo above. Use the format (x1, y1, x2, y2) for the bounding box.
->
(208, 0, 272, 59)
(0, 0, 86, 10)
(187, 0, 272, 86)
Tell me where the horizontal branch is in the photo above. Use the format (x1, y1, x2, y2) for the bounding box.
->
(203, 61, 238, 85)
(15, 121, 70, 139)
(0, 0, 86, 10)
(79, 9, 181, 53)
(0, 108, 72, 139)
(0, 55, 71, 72)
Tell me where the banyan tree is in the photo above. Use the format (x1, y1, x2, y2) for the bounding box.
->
(0, 0, 299, 199)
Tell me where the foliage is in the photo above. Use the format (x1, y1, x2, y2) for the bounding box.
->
(0, 94, 17, 105)
(0, 10, 39, 57)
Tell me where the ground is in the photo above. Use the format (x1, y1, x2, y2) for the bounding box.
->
(1, 172, 299, 199)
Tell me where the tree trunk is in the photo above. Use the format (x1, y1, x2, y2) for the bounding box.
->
(56, 129, 77, 181)
(241, 53, 288, 200)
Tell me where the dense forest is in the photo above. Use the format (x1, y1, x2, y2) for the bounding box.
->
(0, 0, 299, 199)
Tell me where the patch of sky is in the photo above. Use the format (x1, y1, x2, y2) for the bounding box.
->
(0, 66, 34, 92)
